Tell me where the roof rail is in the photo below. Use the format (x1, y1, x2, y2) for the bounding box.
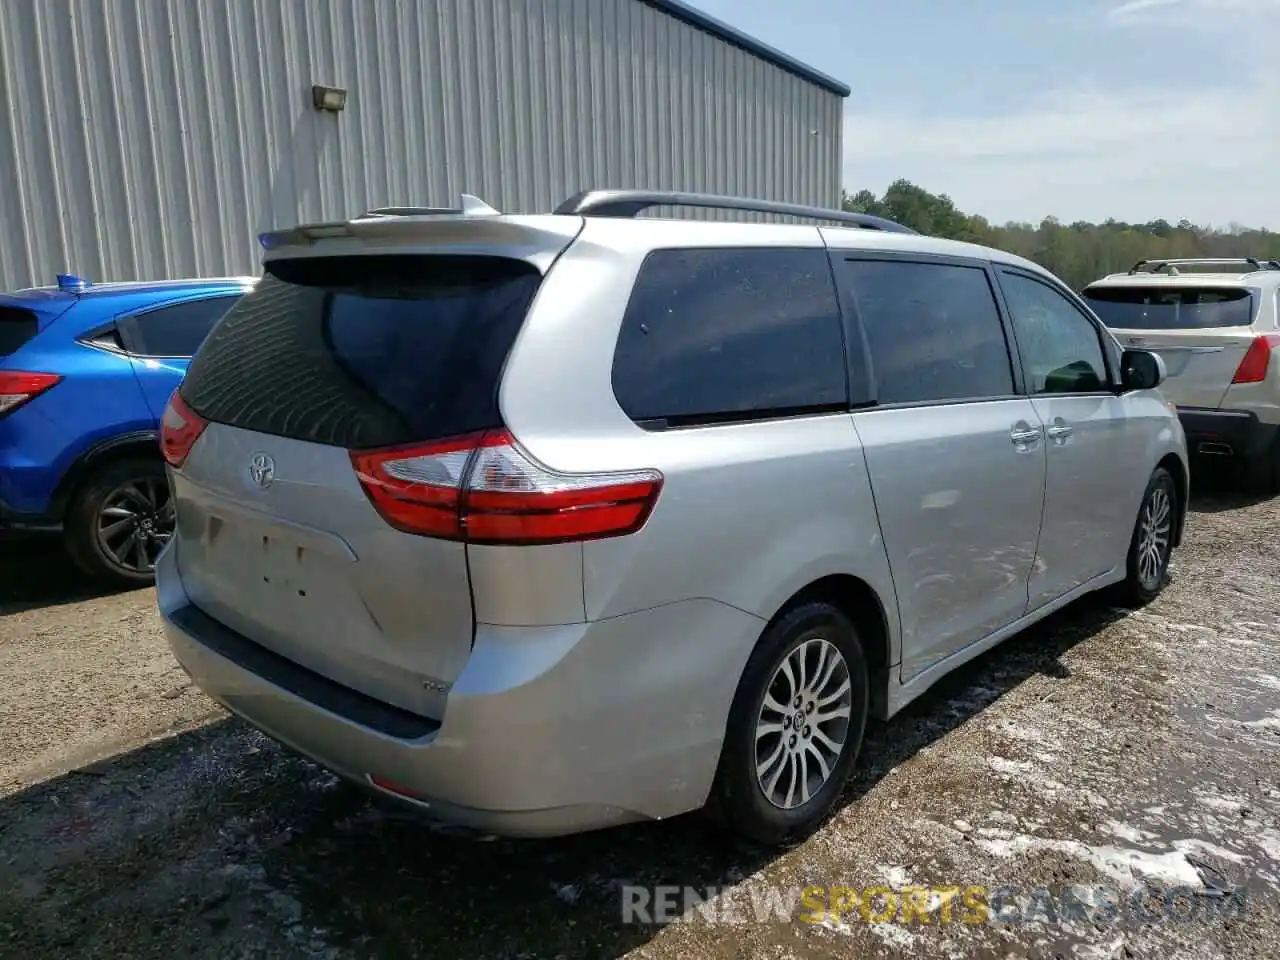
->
(554, 189, 918, 234)
(1127, 257, 1274, 275)
(362, 194, 500, 218)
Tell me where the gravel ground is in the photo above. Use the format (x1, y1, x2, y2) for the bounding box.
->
(1, 474, 1278, 959)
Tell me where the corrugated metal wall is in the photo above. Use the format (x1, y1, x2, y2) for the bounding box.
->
(0, 0, 844, 289)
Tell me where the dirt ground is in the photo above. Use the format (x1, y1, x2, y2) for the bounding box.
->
(1, 471, 1278, 960)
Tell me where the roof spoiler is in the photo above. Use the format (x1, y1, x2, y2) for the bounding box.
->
(259, 194, 502, 250)
(257, 195, 583, 272)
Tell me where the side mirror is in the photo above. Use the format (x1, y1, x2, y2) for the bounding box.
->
(1120, 349, 1166, 391)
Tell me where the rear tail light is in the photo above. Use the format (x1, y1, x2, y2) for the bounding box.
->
(1232, 334, 1280, 384)
(160, 392, 209, 467)
(350, 428, 663, 545)
(0, 371, 61, 417)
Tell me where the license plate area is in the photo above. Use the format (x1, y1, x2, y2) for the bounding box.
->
(256, 532, 312, 597)
(198, 504, 356, 608)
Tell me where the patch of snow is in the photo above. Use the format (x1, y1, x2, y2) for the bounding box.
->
(1196, 793, 1244, 813)
(1250, 674, 1280, 692)
(879, 865, 911, 887)
(1074, 937, 1128, 960)
(1222, 636, 1261, 648)
(1255, 829, 1280, 862)
(1231, 620, 1274, 633)
(1100, 820, 1158, 844)
(996, 721, 1046, 742)
(974, 834, 1204, 889)
(870, 922, 920, 951)
(1173, 838, 1249, 865)
(814, 917, 854, 937)
(1088, 846, 1205, 888)
(988, 756, 1036, 776)
(1241, 711, 1280, 731)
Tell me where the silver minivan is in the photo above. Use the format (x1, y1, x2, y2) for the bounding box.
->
(157, 191, 1188, 845)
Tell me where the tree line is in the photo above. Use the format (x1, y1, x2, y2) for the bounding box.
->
(842, 180, 1280, 291)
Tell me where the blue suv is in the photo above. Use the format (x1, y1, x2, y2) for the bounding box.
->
(0, 274, 252, 587)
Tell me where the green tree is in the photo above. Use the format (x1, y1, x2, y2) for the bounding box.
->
(843, 180, 1280, 289)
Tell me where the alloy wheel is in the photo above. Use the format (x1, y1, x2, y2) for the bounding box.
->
(1137, 485, 1172, 590)
(95, 476, 175, 574)
(754, 637, 853, 810)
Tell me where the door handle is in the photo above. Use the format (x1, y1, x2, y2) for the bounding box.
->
(1010, 422, 1041, 450)
(1046, 420, 1074, 444)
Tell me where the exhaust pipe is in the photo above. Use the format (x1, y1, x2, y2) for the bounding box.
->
(1198, 441, 1233, 456)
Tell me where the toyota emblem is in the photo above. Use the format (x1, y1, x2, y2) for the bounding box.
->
(248, 452, 276, 489)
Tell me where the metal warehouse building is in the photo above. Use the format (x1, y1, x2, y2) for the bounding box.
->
(0, 0, 849, 291)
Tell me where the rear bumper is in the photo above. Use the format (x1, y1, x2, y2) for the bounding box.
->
(1177, 407, 1278, 459)
(156, 540, 763, 838)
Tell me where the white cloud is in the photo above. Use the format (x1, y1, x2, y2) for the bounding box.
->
(1107, 0, 1183, 20)
(1107, 0, 1280, 22)
(843, 71, 1280, 228)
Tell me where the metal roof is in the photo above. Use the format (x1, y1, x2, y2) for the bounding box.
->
(642, 0, 851, 97)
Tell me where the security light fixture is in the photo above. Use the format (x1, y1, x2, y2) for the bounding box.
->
(311, 84, 347, 112)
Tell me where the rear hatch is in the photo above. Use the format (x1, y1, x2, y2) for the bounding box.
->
(171, 240, 569, 718)
(0, 295, 77, 432)
(1082, 284, 1258, 408)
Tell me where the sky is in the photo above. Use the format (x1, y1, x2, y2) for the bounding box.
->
(685, 0, 1280, 230)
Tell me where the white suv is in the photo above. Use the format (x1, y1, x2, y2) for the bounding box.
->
(1083, 259, 1280, 491)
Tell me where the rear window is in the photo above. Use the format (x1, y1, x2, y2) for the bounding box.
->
(1082, 286, 1256, 330)
(179, 255, 542, 449)
(0, 306, 39, 357)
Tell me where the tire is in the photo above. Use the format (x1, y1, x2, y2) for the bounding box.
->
(65, 458, 174, 589)
(1113, 467, 1177, 608)
(708, 601, 869, 847)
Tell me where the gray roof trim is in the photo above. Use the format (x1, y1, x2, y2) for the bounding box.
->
(641, 0, 851, 97)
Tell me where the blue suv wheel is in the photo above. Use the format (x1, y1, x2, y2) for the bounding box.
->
(65, 458, 176, 587)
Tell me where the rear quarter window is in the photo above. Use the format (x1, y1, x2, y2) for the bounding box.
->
(118, 295, 243, 358)
(0, 306, 39, 357)
(1083, 286, 1256, 330)
(179, 255, 543, 449)
(611, 248, 849, 428)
